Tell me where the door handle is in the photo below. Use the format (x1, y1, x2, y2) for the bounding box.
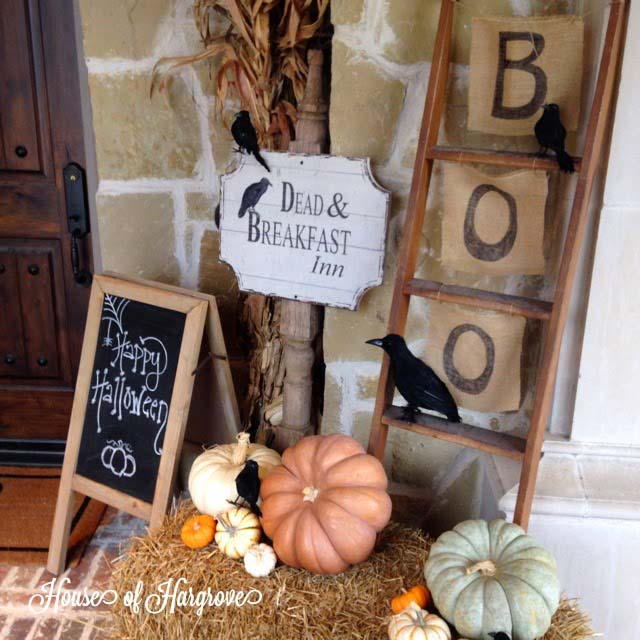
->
(63, 163, 92, 287)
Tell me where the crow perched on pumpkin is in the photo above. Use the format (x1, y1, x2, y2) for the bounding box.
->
(232, 460, 262, 517)
(231, 110, 270, 172)
(366, 334, 460, 423)
(534, 103, 575, 173)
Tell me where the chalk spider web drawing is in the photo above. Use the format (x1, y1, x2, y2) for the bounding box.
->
(102, 294, 130, 346)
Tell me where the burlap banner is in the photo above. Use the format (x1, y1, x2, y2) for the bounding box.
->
(425, 304, 525, 412)
(469, 15, 583, 135)
(442, 165, 547, 275)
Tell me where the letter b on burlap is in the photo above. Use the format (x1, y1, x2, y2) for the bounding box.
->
(469, 16, 583, 135)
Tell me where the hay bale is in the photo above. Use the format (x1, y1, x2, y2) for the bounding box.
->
(107, 501, 595, 640)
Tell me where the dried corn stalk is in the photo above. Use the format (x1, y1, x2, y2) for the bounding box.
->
(152, 1, 328, 438)
(152, 0, 329, 147)
(242, 295, 286, 443)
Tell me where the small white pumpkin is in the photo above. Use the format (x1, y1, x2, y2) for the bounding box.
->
(243, 543, 277, 577)
(388, 603, 451, 640)
(215, 507, 261, 559)
(188, 432, 281, 516)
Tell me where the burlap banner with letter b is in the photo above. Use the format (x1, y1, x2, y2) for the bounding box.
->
(442, 165, 547, 275)
(469, 15, 583, 135)
(425, 304, 525, 412)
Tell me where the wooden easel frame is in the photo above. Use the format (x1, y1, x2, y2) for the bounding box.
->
(105, 272, 241, 444)
(47, 273, 240, 575)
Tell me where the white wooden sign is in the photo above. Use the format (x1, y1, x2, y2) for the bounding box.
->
(219, 151, 390, 310)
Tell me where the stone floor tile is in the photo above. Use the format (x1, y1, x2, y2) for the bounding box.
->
(30, 616, 63, 640)
(7, 617, 36, 640)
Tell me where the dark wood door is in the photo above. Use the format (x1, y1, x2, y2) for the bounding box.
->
(0, 0, 92, 439)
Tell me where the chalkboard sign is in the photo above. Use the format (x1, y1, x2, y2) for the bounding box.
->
(48, 274, 224, 575)
(75, 295, 187, 504)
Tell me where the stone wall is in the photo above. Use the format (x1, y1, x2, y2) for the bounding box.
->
(79, 0, 240, 349)
(78, 0, 604, 525)
(325, 0, 601, 525)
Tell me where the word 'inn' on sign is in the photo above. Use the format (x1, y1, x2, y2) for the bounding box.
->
(220, 151, 390, 310)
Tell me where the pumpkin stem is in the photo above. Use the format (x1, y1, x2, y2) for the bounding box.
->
(302, 486, 319, 502)
(231, 432, 251, 464)
(411, 605, 427, 627)
(466, 560, 497, 577)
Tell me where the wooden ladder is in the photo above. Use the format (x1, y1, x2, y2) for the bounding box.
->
(368, 0, 628, 530)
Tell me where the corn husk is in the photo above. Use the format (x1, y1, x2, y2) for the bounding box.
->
(152, 0, 329, 146)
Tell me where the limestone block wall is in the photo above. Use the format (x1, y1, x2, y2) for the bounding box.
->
(77, 0, 606, 519)
(78, 0, 240, 346)
(325, 0, 603, 520)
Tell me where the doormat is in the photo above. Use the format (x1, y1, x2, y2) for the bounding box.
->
(0, 466, 106, 566)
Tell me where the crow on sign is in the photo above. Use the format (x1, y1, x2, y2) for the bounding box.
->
(231, 110, 270, 172)
(237, 177, 271, 219)
(367, 334, 461, 423)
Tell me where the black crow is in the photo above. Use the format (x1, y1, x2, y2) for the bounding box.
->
(238, 177, 271, 219)
(233, 460, 262, 517)
(489, 633, 511, 640)
(367, 334, 461, 423)
(231, 110, 270, 172)
(534, 103, 575, 173)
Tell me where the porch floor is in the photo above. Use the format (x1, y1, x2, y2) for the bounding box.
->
(0, 508, 145, 639)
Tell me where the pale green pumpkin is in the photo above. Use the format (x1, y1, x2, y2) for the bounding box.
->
(424, 519, 559, 640)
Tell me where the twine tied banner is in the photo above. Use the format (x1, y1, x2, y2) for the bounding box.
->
(425, 304, 525, 412)
(469, 16, 584, 135)
(442, 165, 548, 275)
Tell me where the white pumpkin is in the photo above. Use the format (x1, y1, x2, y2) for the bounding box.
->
(424, 519, 559, 640)
(243, 543, 277, 577)
(388, 603, 451, 640)
(188, 432, 281, 516)
(215, 507, 261, 559)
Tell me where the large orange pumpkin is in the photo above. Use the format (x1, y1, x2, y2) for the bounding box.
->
(260, 434, 392, 574)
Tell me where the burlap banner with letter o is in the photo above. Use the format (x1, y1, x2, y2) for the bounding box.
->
(469, 15, 583, 135)
(425, 303, 525, 412)
(442, 165, 547, 275)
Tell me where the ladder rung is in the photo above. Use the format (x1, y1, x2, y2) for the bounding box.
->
(404, 279, 553, 320)
(427, 145, 582, 172)
(382, 405, 527, 461)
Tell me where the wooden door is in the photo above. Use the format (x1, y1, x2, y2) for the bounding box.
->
(0, 0, 92, 440)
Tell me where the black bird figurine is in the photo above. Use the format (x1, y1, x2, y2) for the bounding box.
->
(238, 177, 272, 219)
(534, 103, 575, 173)
(367, 334, 461, 423)
(233, 460, 262, 517)
(489, 633, 511, 640)
(231, 110, 270, 172)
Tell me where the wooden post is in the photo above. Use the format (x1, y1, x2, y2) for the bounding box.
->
(274, 49, 328, 451)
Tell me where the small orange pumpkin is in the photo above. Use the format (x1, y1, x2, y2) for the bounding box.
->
(391, 585, 431, 614)
(181, 514, 216, 549)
